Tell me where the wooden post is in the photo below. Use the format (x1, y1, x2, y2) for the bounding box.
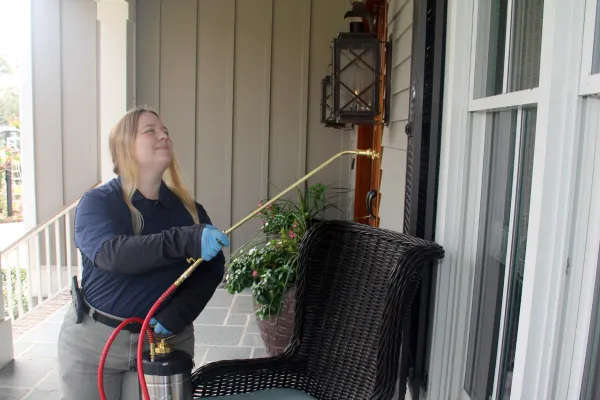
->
(354, 125, 374, 223)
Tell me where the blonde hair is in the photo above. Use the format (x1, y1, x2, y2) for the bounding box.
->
(109, 106, 200, 234)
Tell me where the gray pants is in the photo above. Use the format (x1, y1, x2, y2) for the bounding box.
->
(57, 305, 195, 400)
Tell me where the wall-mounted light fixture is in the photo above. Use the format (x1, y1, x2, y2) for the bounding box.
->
(320, 1, 392, 128)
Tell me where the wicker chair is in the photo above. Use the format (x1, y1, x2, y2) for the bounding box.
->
(191, 220, 445, 399)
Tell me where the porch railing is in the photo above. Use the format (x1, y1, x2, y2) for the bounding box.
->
(1, 183, 99, 322)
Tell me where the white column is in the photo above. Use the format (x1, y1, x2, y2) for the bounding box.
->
(22, 0, 65, 225)
(0, 294, 13, 369)
(0, 254, 13, 368)
(97, 0, 135, 182)
(20, 0, 100, 224)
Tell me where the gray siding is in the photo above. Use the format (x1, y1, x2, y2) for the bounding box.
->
(378, 0, 412, 232)
(28, 0, 99, 223)
(135, 0, 354, 250)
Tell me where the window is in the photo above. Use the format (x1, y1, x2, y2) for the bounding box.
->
(461, 1, 543, 397)
(579, 2, 600, 391)
(581, 246, 600, 400)
(591, 0, 600, 74)
(6, 135, 20, 151)
(581, 0, 600, 94)
(463, 107, 537, 400)
(496, 108, 536, 399)
(11, 163, 22, 187)
(0, 130, 20, 150)
(473, 0, 544, 99)
(431, 0, 594, 398)
(460, 0, 544, 396)
(464, 110, 518, 400)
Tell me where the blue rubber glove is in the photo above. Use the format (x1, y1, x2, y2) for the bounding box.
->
(150, 317, 172, 336)
(201, 225, 230, 261)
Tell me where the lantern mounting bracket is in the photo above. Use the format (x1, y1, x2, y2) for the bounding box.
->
(343, 1, 374, 34)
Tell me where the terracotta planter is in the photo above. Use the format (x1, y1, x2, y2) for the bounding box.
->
(253, 287, 296, 357)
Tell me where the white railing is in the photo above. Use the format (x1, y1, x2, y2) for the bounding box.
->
(1, 183, 99, 322)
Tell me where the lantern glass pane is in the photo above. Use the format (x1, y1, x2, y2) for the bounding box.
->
(325, 78, 333, 119)
(338, 45, 376, 112)
(321, 76, 336, 124)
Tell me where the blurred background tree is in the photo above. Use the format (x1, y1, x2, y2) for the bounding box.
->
(0, 55, 19, 127)
(0, 54, 21, 221)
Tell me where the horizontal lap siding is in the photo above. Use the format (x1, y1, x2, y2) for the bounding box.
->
(378, 0, 413, 232)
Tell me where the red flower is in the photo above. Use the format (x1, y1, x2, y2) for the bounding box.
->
(289, 231, 296, 239)
(252, 270, 258, 277)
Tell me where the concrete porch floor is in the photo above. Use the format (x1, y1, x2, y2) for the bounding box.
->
(0, 289, 264, 399)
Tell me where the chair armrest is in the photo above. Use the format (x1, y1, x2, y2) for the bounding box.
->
(191, 354, 307, 398)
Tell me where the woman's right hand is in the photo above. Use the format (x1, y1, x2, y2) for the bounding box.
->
(201, 225, 230, 261)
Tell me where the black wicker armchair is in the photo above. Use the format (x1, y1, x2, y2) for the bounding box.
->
(191, 220, 445, 399)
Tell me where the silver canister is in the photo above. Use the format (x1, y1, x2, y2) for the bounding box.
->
(141, 350, 194, 400)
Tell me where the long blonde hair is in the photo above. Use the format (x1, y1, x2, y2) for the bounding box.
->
(109, 106, 200, 234)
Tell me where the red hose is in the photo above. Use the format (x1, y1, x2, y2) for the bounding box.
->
(97, 317, 155, 400)
(99, 263, 197, 398)
(136, 284, 178, 399)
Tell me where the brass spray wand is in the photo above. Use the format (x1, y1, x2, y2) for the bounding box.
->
(176, 148, 379, 284)
(97, 149, 379, 400)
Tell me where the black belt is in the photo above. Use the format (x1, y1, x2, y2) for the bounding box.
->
(82, 301, 143, 334)
(70, 276, 144, 334)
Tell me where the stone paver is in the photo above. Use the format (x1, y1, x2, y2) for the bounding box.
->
(0, 290, 264, 399)
(11, 291, 72, 341)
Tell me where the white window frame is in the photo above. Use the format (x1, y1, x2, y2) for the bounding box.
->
(580, 0, 600, 95)
(457, 107, 533, 400)
(552, 0, 600, 396)
(465, 0, 544, 397)
(551, 97, 600, 400)
(425, 0, 587, 400)
(467, 0, 541, 112)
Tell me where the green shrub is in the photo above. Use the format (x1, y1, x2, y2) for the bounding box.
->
(225, 183, 344, 319)
(1, 267, 29, 319)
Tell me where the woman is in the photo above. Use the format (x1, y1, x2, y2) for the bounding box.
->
(57, 107, 229, 399)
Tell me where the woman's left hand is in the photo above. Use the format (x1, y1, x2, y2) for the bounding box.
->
(150, 317, 173, 335)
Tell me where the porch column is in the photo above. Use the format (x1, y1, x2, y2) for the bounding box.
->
(97, 0, 136, 182)
(0, 267, 13, 369)
(19, 0, 100, 224)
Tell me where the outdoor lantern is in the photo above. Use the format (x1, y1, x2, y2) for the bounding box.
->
(332, 3, 381, 124)
(321, 75, 350, 129)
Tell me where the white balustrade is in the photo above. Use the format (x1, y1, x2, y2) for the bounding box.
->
(0, 191, 93, 322)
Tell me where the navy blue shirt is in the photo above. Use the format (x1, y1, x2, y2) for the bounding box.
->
(74, 177, 225, 333)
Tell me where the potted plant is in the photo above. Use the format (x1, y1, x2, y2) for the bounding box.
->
(225, 183, 344, 356)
